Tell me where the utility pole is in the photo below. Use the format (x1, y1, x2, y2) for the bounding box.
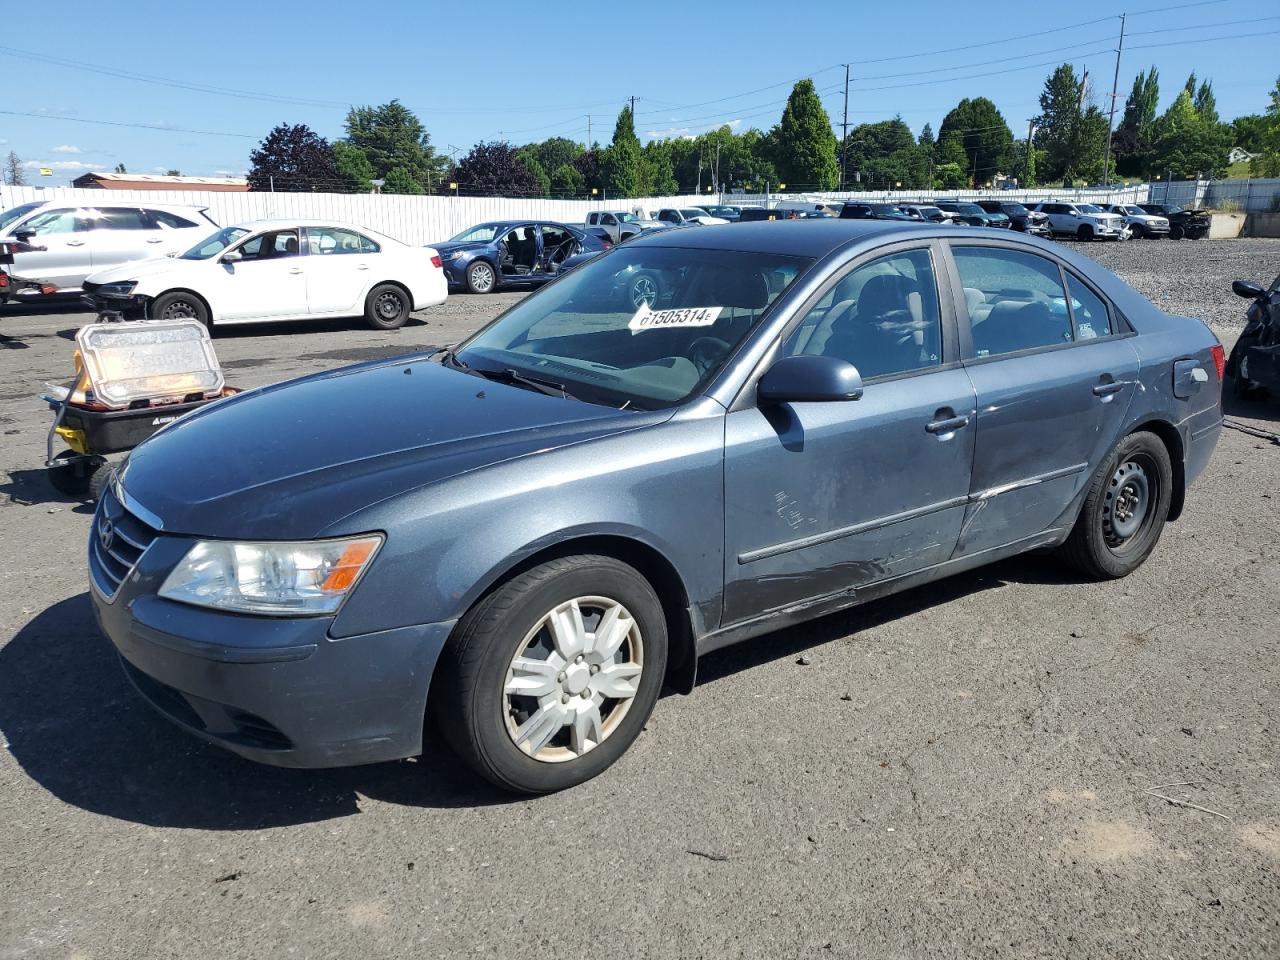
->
(1103, 12, 1127, 190)
(840, 63, 850, 191)
(1024, 118, 1037, 187)
(627, 95, 638, 119)
(586, 114, 592, 147)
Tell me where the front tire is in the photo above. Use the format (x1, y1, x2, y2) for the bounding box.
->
(1059, 431, 1173, 579)
(1076, 224, 1094, 241)
(465, 260, 497, 294)
(150, 291, 209, 327)
(434, 555, 668, 794)
(365, 283, 410, 330)
(1170, 223, 1185, 240)
(47, 450, 105, 497)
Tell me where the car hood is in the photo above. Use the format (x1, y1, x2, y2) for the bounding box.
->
(118, 357, 654, 539)
(431, 241, 489, 258)
(85, 256, 190, 284)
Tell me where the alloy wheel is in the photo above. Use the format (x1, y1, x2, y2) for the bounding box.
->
(502, 596, 644, 763)
(630, 275, 658, 308)
(470, 262, 495, 293)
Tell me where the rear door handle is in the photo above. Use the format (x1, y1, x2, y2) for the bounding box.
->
(1092, 381, 1125, 397)
(145, 238, 164, 244)
(356, 263, 370, 270)
(66, 240, 85, 247)
(289, 267, 303, 275)
(926, 414, 970, 434)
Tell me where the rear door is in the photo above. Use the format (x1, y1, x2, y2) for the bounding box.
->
(943, 240, 1140, 556)
(84, 207, 157, 274)
(302, 226, 381, 315)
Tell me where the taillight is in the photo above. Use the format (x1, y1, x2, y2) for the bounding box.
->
(1210, 343, 1225, 381)
(602, 239, 613, 249)
(0, 273, 9, 288)
(430, 255, 443, 269)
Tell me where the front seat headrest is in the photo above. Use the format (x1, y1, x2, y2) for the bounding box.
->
(708, 268, 769, 310)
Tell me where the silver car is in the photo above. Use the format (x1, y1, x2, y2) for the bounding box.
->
(1032, 200, 1126, 241)
(0, 200, 217, 294)
(1102, 203, 1171, 239)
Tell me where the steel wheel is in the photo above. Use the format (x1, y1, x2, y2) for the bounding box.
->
(630, 274, 659, 308)
(162, 298, 198, 319)
(467, 261, 496, 294)
(374, 290, 405, 322)
(1102, 456, 1156, 552)
(502, 595, 643, 763)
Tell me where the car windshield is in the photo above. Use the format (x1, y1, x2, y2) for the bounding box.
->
(0, 202, 44, 233)
(617, 213, 640, 223)
(1077, 204, 1103, 214)
(180, 227, 251, 260)
(679, 209, 707, 218)
(918, 207, 943, 218)
(950, 203, 983, 215)
(1001, 204, 1029, 216)
(454, 246, 812, 409)
(449, 224, 505, 243)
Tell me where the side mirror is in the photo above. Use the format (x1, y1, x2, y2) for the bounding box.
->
(758, 355, 863, 405)
(220, 250, 242, 264)
(14, 228, 35, 242)
(1232, 279, 1265, 300)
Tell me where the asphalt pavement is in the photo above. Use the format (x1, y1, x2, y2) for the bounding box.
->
(1, 240, 1278, 959)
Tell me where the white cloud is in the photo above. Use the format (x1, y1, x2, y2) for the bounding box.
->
(645, 118, 744, 141)
(51, 144, 82, 154)
(23, 159, 96, 172)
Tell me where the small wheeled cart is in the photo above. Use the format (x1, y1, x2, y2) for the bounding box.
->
(42, 317, 236, 500)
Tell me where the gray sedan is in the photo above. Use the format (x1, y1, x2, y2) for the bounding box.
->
(91, 221, 1223, 793)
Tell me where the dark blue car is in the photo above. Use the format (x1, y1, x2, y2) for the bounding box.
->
(434, 220, 606, 294)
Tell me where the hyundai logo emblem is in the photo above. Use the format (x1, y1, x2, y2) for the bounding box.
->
(98, 517, 115, 553)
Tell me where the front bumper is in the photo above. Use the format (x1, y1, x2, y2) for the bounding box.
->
(89, 491, 453, 768)
(1240, 341, 1280, 392)
(81, 285, 149, 318)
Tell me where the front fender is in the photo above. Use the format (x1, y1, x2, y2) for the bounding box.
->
(327, 405, 727, 640)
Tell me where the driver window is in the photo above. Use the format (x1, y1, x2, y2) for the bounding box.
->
(24, 209, 87, 235)
(236, 230, 300, 262)
(783, 248, 942, 380)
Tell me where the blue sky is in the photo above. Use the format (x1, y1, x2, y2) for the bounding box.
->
(1, 0, 1275, 185)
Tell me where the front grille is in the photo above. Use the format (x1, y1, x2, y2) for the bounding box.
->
(90, 484, 159, 598)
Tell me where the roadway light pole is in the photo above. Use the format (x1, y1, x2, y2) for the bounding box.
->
(1103, 12, 1127, 193)
(1025, 118, 1037, 188)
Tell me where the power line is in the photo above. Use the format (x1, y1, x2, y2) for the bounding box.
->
(0, 108, 258, 139)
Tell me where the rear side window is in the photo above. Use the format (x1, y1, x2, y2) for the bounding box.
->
(306, 226, 379, 255)
(148, 209, 200, 229)
(953, 246, 1073, 358)
(1065, 273, 1112, 339)
(93, 208, 150, 230)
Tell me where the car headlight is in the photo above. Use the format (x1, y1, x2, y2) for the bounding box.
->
(158, 535, 382, 616)
(97, 281, 137, 297)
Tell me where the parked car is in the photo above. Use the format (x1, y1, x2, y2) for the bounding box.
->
(1137, 203, 1211, 240)
(1031, 201, 1126, 241)
(0, 200, 218, 294)
(434, 221, 606, 293)
(897, 203, 958, 224)
(697, 205, 743, 222)
(583, 210, 653, 244)
(93, 219, 1223, 794)
(839, 202, 917, 221)
(655, 207, 728, 226)
(934, 201, 1009, 228)
(738, 207, 799, 222)
(82, 219, 445, 330)
(974, 200, 1049, 236)
(1099, 203, 1169, 239)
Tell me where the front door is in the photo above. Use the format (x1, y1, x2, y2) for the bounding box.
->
(10, 207, 93, 289)
(216, 228, 307, 320)
(947, 241, 1141, 555)
(722, 245, 976, 625)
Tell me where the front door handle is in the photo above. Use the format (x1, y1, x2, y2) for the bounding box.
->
(65, 240, 85, 247)
(926, 413, 971, 435)
(1092, 381, 1125, 397)
(145, 238, 164, 244)
(356, 263, 370, 270)
(288, 267, 303, 275)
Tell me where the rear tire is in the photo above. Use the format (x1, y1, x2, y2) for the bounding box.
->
(433, 554, 668, 794)
(365, 283, 410, 330)
(1059, 431, 1173, 579)
(1170, 223, 1185, 240)
(150, 291, 210, 327)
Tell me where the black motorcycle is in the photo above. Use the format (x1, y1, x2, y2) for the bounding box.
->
(1227, 274, 1280, 399)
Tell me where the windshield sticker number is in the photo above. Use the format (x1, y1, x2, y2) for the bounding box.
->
(629, 303, 723, 334)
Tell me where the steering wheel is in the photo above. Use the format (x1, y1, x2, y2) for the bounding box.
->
(688, 336, 732, 376)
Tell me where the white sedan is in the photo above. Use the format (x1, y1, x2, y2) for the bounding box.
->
(82, 219, 448, 330)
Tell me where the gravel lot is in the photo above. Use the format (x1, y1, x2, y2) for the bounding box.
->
(1, 238, 1278, 960)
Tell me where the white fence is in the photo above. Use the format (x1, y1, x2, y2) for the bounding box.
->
(0, 185, 709, 246)
(732, 185, 1151, 207)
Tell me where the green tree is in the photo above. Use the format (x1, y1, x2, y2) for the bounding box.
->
(938, 97, 1014, 186)
(1151, 89, 1230, 179)
(344, 100, 445, 193)
(533, 137, 584, 175)
(247, 123, 342, 191)
(1193, 79, 1218, 124)
(515, 146, 551, 195)
(1036, 63, 1107, 184)
(643, 140, 680, 195)
(1249, 77, 1280, 177)
(934, 163, 968, 189)
(113, 162, 127, 173)
(3, 151, 25, 186)
(549, 162, 584, 197)
(448, 141, 542, 196)
(841, 117, 926, 189)
(774, 79, 838, 190)
(1232, 114, 1269, 153)
(333, 140, 376, 192)
(601, 105, 642, 198)
(1113, 66, 1160, 178)
(382, 166, 423, 195)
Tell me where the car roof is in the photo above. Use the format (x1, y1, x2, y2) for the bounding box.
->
(11, 198, 207, 213)
(627, 219, 937, 257)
